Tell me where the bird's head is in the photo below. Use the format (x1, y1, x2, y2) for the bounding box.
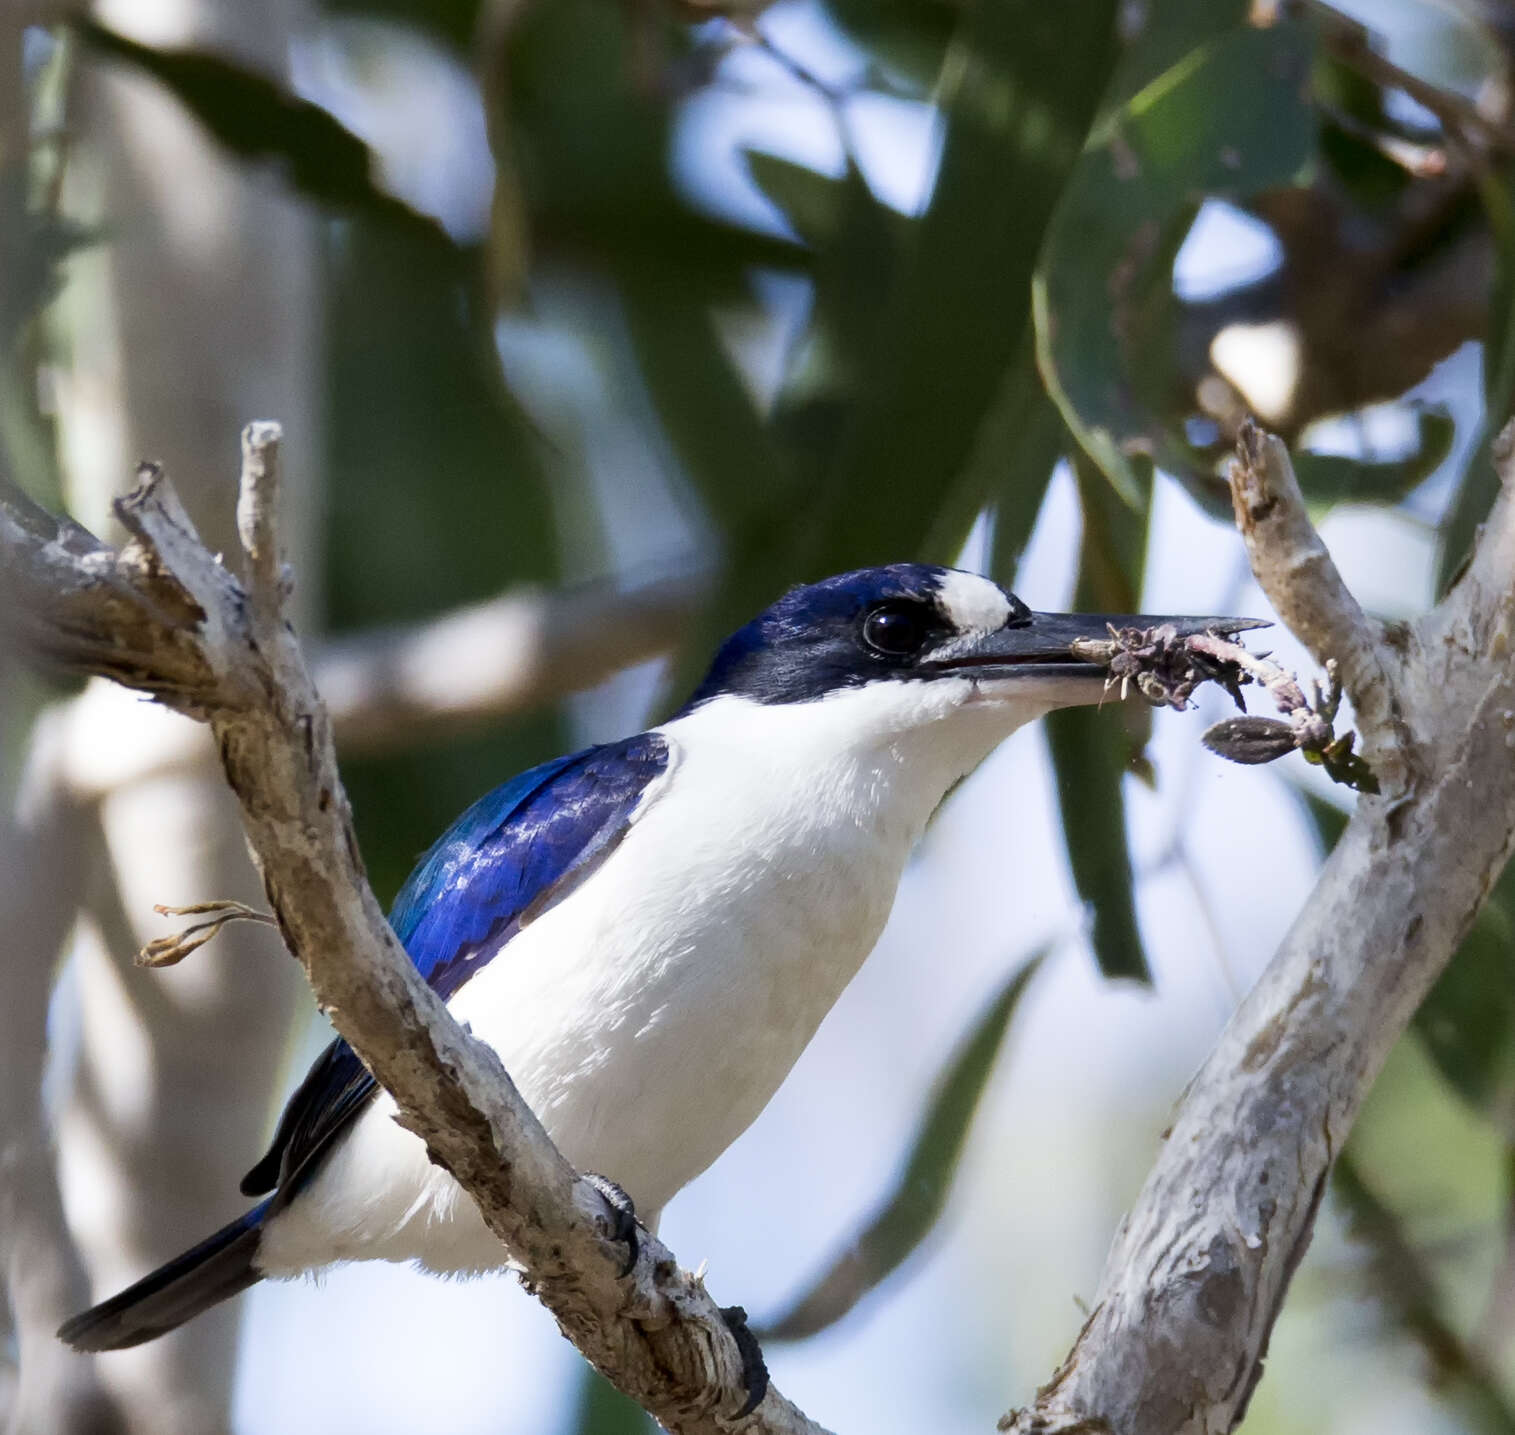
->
(678, 563, 1257, 753)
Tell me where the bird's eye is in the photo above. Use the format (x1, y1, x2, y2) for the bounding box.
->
(861, 602, 933, 658)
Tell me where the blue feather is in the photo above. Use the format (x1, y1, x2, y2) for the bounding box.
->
(240, 733, 670, 1200)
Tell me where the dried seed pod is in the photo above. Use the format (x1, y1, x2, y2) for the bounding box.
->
(1202, 716, 1299, 765)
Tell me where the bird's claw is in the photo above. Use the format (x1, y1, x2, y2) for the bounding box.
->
(719, 1305, 769, 1419)
(584, 1172, 639, 1277)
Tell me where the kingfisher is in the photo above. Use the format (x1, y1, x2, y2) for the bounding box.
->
(60, 563, 1254, 1355)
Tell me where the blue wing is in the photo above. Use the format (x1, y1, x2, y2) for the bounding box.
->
(240, 732, 670, 1202)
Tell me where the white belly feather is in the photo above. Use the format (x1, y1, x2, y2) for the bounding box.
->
(256, 682, 1032, 1277)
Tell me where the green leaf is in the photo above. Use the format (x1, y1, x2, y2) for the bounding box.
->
(1296, 783, 1350, 851)
(0, 166, 92, 353)
(1439, 168, 1515, 592)
(0, 161, 92, 505)
(322, 0, 484, 53)
(1333, 1151, 1515, 1433)
(1036, 15, 1317, 503)
(617, 268, 797, 538)
(76, 18, 450, 241)
(756, 952, 1046, 1341)
(322, 215, 566, 904)
(568, 1366, 653, 1435)
(821, 0, 959, 95)
(1046, 704, 1148, 982)
(659, 162, 903, 707)
(1414, 866, 1515, 1135)
(1045, 454, 1153, 984)
(502, 0, 803, 287)
(1103, 0, 1252, 109)
(745, 151, 851, 250)
(617, 264, 807, 713)
(1293, 407, 1454, 512)
(802, 0, 1123, 577)
(988, 378, 1065, 584)
(925, 334, 1064, 569)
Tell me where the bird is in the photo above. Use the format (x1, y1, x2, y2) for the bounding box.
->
(60, 562, 1255, 1355)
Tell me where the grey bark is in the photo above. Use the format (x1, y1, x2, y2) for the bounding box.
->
(1003, 423, 1515, 1434)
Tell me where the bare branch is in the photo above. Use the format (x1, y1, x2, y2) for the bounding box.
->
(1005, 424, 1515, 1435)
(1227, 420, 1410, 789)
(0, 430, 826, 1435)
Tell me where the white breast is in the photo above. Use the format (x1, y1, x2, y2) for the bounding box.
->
(257, 680, 1042, 1277)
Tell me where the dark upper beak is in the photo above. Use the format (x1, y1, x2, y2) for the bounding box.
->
(924, 611, 1269, 683)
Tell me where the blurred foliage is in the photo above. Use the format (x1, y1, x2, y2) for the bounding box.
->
(571, 1365, 654, 1435)
(1036, 10, 1317, 509)
(1441, 165, 1515, 592)
(7, 0, 1515, 1426)
(322, 214, 566, 902)
(78, 19, 452, 243)
(1332, 1151, 1515, 1434)
(757, 952, 1044, 1339)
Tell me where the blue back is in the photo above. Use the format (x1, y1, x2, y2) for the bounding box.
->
(242, 733, 670, 1203)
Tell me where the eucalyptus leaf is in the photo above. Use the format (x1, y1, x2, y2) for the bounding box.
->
(1044, 455, 1153, 983)
(925, 335, 1063, 569)
(804, 0, 1122, 577)
(1439, 168, 1515, 593)
(1333, 1151, 1515, 1433)
(757, 952, 1046, 1340)
(1415, 871, 1515, 1136)
(568, 1366, 653, 1435)
(744, 151, 850, 250)
(322, 0, 484, 53)
(1294, 408, 1454, 512)
(77, 18, 449, 241)
(323, 216, 565, 905)
(1036, 15, 1317, 502)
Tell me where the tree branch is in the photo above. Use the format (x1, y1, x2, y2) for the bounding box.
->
(0, 425, 826, 1435)
(1228, 418, 1411, 789)
(1003, 424, 1515, 1435)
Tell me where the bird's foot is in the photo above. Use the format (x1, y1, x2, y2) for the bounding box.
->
(584, 1172, 639, 1277)
(719, 1305, 769, 1419)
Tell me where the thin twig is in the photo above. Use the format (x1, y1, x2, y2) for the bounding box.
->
(135, 901, 278, 969)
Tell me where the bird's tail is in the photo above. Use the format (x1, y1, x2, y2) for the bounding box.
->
(58, 1200, 269, 1352)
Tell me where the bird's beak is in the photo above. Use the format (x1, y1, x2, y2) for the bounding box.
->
(923, 611, 1268, 698)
